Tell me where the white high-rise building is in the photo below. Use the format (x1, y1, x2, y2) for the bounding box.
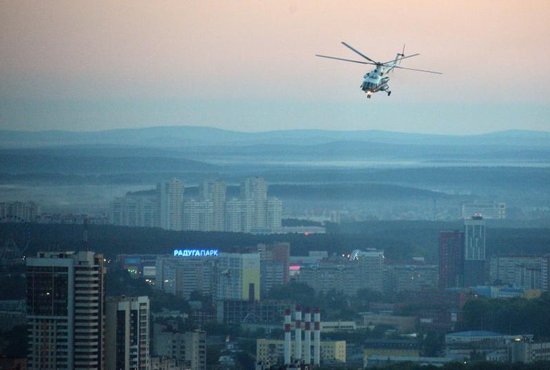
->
(224, 198, 242, 232)
(159, 178, 184, 231)
(200, 180, 226, 232)
(110, 191, 159, 228)
(241, 177, 268, 231)
(267, 197, 283, 232)
(110, 177, 282, 233)
(26, 251, 105, 370)
(464, 215, 486, 261)
(182, 199, 214, 232)
(105, 296, 150, 370)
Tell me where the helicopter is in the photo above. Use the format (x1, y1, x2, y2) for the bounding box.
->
(316, 42, 442, 98)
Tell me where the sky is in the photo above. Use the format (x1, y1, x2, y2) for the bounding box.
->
(1, 0, 549, 134)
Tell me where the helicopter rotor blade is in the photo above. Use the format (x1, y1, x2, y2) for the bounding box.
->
(393, 65, 442, 74)
(384, 53, 420, 64)
(341, 42, 379, 64)
(315, 54, 377, 66)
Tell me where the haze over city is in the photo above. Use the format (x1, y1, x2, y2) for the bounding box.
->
(2, 2, 550, 370)
(1, 0, 550, 134)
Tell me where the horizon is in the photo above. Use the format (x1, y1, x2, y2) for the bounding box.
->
(2, 124, 550, 136)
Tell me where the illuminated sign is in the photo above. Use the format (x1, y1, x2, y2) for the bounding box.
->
(173, 249, 219, 257)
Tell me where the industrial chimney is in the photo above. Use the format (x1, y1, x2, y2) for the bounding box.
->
(284, 308, 291, 365)
(304, 307, 311, 365)
(295, 305, 302, 362)
(313, 307, 321, 366)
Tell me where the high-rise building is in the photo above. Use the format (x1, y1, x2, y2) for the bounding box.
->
(200, 180, 226, 232)
(26, 251, 105, 370)
(111, 177, 282, 233)
(439, 231, 465, 289)
(159, 178, 184, 231)
(225, 178, 283, 233)
(217, 252, 261, 301)
(224, 198, 242, 232)
(464, 215, 486, 261)
(182, 199, 214, 232)
(0, 201, 39, 222)
(241, 177, 268, 231)
(464, 215, 487, 286)
(258, 243, 290, 296)
(110, 190, 159, 228)
(105, 296, 150, 370)
(267, 197, 283, 232)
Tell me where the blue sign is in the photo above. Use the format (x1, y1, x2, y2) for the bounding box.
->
(173, 249, 219, 257)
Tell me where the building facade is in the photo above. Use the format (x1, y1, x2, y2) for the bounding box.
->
(159, 178, 184, 231)
(464, 215, 487, 286)
(152, 326, 206, 370)
(105, 296, 150, 370)
(26, 251, 105, 370)
(217, 252, 261, 301)
(258, 242, 290, 296)
(385, 263, 438, 293)
(439, 230, 465, 289)
(296, 250, 384, 295)
(489, 256, 549, 291)
(155, 254, 217, 299)
(256, 339, 346, 368)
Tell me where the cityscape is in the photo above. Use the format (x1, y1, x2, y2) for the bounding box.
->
(1, 195, 550, 369)
(1, 1, 550, 370)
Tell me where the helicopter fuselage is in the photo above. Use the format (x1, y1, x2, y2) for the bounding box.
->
(361, 66, 392, 96)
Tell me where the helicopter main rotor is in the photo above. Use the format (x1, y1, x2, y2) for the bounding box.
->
(315, 41, 441, 74)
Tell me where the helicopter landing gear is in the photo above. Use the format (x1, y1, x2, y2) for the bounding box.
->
(387, 91, 392, 96)
(367, 94, 372, 99)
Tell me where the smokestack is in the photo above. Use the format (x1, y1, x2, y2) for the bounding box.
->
(304, 307, 311, 365)
(314, 307, 321, 366)
(284, 308, 291, 365)
(295, 304, 302, 361)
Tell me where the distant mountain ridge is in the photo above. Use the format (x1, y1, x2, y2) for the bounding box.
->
(1, 126, 550, 148)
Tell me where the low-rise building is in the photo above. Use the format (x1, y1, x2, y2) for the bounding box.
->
(256, 339, 346, 368)
(363, 338, 420, 367)
(445, 331, 529, 361)
(365, 355, 453, 368)
(361, 312, 417, 333)
(384, 263, 438, 293)
(490, 255, 549, 291)
(152, 326, 206, 370)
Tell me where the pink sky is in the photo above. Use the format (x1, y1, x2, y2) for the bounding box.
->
(1, 0, 549, 132)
